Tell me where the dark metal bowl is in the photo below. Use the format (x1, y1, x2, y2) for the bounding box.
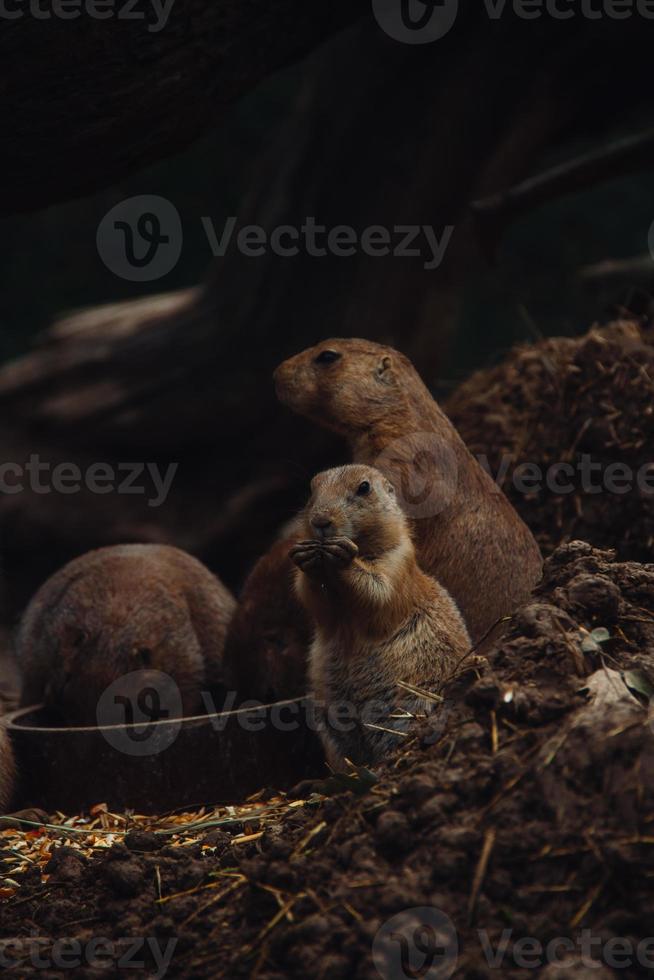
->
(6, 700, 324, 814)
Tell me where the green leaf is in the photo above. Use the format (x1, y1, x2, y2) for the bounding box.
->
(623, 669, 654, 703)
(580, 627, 610, 653)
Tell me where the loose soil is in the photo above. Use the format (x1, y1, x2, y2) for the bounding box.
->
(446, 317, 654, 562)
(2, 541, 654, 978)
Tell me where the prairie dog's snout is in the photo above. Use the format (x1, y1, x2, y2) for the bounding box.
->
(308, 499, 352, 541)
(309, 512, 337, 539)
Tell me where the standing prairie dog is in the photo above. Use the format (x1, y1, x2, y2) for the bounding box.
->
(291, 465, 470, 770)
(276, 338, 543, 643)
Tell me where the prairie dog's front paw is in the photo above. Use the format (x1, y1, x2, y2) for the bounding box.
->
(320, 536, 358, 567)
(290, 540, 325, 574)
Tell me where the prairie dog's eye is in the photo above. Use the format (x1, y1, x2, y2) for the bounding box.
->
(356, 480, 371, 497)
(314, 349, 341, 365)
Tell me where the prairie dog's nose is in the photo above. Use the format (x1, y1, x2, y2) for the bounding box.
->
(310, 514, 335, 538)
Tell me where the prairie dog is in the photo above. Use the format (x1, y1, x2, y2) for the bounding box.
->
(290, 465, 470, 769)
(222, 536, 311, 704)
(16, 544, 236, 725)
(276, 338, 543, 643)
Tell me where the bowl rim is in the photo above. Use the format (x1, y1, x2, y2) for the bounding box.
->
(3, 698, 310, 735)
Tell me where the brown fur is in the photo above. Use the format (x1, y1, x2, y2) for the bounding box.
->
(291, 465, 470, 770)
(276, 338, 543, 642)
(16, 544, 236, 725)
(0, 726, 16, 813)
(222, 536, 312, 704)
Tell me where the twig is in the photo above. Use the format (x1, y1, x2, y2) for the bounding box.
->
(232, 831, 264, 846)
(291, 821, 327, 861)
(181, 877, 246, 927)
(468, 828, 496, 926)
(442, 617, 508, 685)
(396, 680, 443, 703)
(363, 722, 409, 738)
(570, 878, 605, 928)
(156, 879, 233, 906)
(471, 127, 654, 247)
(244, 894, 304, 956)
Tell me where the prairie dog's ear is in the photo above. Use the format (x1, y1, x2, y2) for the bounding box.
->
(376, 355, 397, 385)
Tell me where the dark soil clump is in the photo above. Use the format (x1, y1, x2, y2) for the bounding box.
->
(446, 317, 654, 561)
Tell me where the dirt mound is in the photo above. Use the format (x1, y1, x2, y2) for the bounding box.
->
(3, 541, 654, 978)
(446, 318, 654, 561)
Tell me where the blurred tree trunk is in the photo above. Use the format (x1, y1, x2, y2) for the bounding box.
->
(0, 0, 367, 214)
(0, 13, 651, 616)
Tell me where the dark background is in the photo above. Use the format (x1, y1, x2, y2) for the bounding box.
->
(0, 7, 653, 617)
